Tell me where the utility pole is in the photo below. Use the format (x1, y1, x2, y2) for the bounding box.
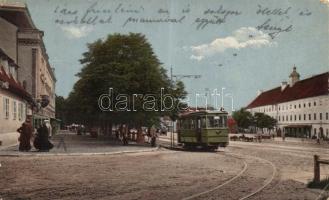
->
(169, 67, 201, 148)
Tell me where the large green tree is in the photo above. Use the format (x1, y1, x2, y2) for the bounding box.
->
(232, 108, 253, 129)
(66, 33, 187, 138)
(55, 95, 67, 128)
(254, 112, 277, 133)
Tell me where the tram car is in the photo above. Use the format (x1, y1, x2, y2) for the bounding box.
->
(177, 110, 229, 150)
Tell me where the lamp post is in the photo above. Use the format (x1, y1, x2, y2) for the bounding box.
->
(221, 87, 226, 109)
(225, 93, 234, 113)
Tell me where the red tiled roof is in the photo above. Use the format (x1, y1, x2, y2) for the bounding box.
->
(247, 72, 329, 108)
(0, 65, 32, 102)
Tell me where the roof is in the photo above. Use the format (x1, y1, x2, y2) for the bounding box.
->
(247, 72, 329, 109)
(0, 49, 33, 103)
(0, 3, 56, 82)
(0, 3, 36, 29)
(180, 110, 228, 118)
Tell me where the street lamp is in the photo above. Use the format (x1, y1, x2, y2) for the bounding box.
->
(221, 87, 226, 109)
(225, 93, 235, 113)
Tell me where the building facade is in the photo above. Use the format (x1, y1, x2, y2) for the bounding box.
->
(246, 67, 329, 138)
(0, 48, 33, 146)
(0, 3, 56, 129)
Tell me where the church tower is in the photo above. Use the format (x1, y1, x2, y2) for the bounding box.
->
(289, 65, 300, 87)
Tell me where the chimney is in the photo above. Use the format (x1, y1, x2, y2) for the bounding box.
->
(281, 81, 288, 91)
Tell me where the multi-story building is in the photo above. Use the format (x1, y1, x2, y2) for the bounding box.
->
(0, 3, 56, 130)
(246, 67, 329, 138)
(0, 48, 33, 146)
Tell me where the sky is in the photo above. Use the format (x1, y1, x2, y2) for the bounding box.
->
(9, 0, 329, 111)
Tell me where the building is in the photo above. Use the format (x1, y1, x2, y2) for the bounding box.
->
(246, 67, 329, 138)
(0, 48, 33, 146)
(0, 3, 56, 130)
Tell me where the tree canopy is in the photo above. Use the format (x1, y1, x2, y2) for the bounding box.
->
(66, 33, 187, 130)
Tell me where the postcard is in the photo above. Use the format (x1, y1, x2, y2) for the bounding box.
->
(0, 0, 328, 199)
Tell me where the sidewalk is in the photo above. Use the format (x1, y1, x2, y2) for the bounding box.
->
(0, 130, 157, 156)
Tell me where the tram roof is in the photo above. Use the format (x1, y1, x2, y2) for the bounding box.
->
(179, 110, 228, 118)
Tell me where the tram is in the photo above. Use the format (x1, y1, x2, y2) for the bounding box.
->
(177, 110, 229, 150)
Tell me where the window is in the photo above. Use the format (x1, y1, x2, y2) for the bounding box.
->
(304, 114, 306, 121)
(207, 115, 227, 128)
(299, 115, 301, 121)
(314, 113, 317, 120)
(3, 97, 9, 119)
(314, 101, 316, 106)
(286, 116, 288, 121)
(290, 115, 292, 121)
(309, 114, 311, 120)
(320, 113, 323, 120)
(309, 102, 311, 107)
(303, 103, 306, 108)
(279, 116, 281, 121)
(294, 105, 296, 109)
(326, 113, 328, 120)
(299, 104, 301, 108)
(18, 102, 24, 121)
(13, 101, 17, 120)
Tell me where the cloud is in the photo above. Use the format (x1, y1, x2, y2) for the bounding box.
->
(190, 27, 276, 61)
(60, 25, 94, 39)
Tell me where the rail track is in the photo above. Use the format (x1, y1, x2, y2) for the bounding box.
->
(160, 145, 277, 200)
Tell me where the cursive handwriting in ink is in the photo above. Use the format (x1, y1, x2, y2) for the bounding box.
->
(256, 5, 291, 16)
(257, 18, 293, 39)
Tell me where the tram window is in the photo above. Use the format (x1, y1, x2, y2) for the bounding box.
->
(197, 119, 201, 129)
(201, 117, 207, 128)
(223, 116, 227, 127)
(207, 115, 225, 128)
(190, 119, 195, 129)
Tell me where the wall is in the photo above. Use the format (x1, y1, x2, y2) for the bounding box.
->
(0, 17, 17, 61)
(0, 89, 29, 146)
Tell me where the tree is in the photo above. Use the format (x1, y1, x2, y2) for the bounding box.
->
(55, 95, 67, 128)
(254, 112, 277, 133)
(232, 108, 253, 130)
(66, 33, 187, 140)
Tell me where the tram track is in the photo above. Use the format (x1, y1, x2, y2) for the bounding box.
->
(160, 145, 277, 200)
(183, 152, 277, 200)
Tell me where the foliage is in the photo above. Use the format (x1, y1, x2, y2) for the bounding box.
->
(66, 33, 187, 129)
(254, 112, 277, 131)
(232, 108, 253, 129)
(232, 109, 277, 132)
(55, 95, 67, 128)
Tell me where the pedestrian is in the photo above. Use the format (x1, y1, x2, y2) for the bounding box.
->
(282, 130, 285, 141)
(17, 118, 33, 151)
(34, 121, 54, 152)
(150, 125, 157, 147)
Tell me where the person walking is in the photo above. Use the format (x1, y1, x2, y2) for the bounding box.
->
(17, 119, 33, 151)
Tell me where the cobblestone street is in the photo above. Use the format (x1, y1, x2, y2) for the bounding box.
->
(1, 134, 329, 200)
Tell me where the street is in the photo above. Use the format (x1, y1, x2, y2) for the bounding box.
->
(1, 133, 329, 200)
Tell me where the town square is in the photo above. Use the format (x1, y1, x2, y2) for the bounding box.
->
(0, 0, 329, 199)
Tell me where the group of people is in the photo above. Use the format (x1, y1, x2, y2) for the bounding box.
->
(17, 119, 54, 152)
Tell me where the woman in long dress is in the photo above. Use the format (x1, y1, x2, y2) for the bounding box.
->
(34, 121, 54, 151)
(17, 119, 33, 151)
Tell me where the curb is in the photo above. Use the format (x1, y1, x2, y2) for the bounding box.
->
(0, 142, 18, 151)
(0, 147, 160, 157)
